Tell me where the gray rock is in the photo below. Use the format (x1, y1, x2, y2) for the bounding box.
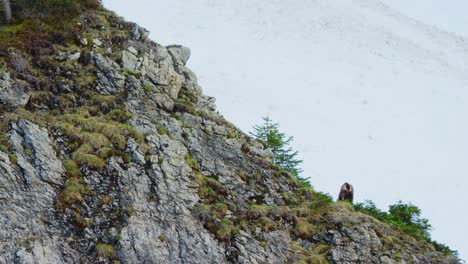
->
(167, 45, 191, 65)
(128, 46, 138, 55)
(93, 38, 103, 47)
(92, 52, 126, 94)
(127, 138, 146, 165)
(10, 119, 64, 185)
(122, 49, 140, 72)
(0, 72, 30, 107)
(67, 51, 81, 62)
(80, 37, 88, 46)
(114, 134, 227, 263)
(131, 24, 150, 41)
(55, 52, 68, 61)
(8, 52, 29, 73)
(0, 122, 78, 264)
(197, 95, 217, 111)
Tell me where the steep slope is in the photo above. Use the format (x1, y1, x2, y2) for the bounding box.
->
(101, 0, 468, 258)
(0, 7, 461, 264)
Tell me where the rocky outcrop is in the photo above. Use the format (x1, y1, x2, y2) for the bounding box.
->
(0, 72, 29, 107)
(92, 52, 126, 94)
(0, 7, 461, 264)
(10, 119, 64, 186)
(0, 121, 78, 264)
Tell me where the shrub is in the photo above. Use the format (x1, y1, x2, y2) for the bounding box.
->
(354, 200, 457, 256)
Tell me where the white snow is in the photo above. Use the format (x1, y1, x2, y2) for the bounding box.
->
(104, 0, 468, 259)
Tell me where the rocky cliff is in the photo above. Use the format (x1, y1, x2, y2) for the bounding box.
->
(0, 7, 460, 264)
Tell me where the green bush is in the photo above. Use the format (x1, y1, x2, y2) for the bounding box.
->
(354, 200, 457, 256)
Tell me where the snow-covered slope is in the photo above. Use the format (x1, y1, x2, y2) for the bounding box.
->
(104, 0, 468, 258)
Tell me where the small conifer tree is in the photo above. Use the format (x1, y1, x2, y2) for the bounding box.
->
(250, 117, 311, 187)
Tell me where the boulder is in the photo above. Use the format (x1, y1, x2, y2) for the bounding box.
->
(0, 72, 29, 107)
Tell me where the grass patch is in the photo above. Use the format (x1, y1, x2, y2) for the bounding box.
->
(184, 152, 199, 170)
(63, 159, 82, 177)
(59, 177, 89, 205)
(95, 242, 115, 258)
(72, 144, 106, 169)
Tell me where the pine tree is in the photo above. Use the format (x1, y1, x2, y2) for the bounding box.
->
(250, 117, 311, 187)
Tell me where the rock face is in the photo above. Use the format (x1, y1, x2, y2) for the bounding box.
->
(0, 122, 78, 264)
(0, 72, 29, 107)
(0, 7, 461, 264)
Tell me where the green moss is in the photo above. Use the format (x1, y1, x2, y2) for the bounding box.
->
(199, 186, 215, 197)
(95, 242, 115, 258)
(123, 69, 142, 78)
(184, 152, 199, 170)
(393, 253, 402, 261)
(0, 144, 9, 153)
(99, 195, 112, 206)
(157, 156, 164, 165)
(143, 83, 153, 92)
(24, 148, 33, 156)
(158, 126, 169, 136)
(18, 239, 33, 252)
(9, 154, 18, 164)
(158, 234, 166, 242)
(226, 130, 235, 139)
